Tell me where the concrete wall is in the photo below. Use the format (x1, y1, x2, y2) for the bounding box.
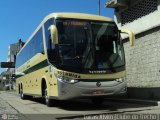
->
(123, 26, 160, 99)
(111, 0, 160, 99)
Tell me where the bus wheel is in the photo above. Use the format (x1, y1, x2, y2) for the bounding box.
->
(91, 98, 104, 105)
(44, 88, 52, 107)
(20, 89, 26, 100)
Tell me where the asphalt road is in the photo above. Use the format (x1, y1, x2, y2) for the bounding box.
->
(0, 91, 160, 120)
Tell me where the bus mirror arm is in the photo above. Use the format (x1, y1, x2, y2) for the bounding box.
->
(120, 28, 135, 46)
(40, 51, 45, 55)
(48, 25, 58, 44)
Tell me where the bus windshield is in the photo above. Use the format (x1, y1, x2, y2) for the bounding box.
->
(55, 19, 125, 73)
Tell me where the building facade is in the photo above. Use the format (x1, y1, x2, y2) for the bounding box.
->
(106, 0, 160, 99)
(0, 39, 25, 90)
(7, 39, 24, 75)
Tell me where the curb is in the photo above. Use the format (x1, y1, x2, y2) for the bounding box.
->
(106, 98, 160, 106)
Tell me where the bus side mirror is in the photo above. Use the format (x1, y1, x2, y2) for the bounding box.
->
(120, 29, 135, 46)
(48, 25, 58, 44)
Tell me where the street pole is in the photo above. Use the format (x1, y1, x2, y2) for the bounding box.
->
(98, 0, 101, 16)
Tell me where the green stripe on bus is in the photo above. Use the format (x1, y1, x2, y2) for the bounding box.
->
(16, 59, 49, 79)
(25, 59, 49, 74)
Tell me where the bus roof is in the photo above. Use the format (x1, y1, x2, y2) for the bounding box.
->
(43, 12, 113, 22)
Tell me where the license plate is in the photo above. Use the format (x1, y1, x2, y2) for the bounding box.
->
(93, 89, 105, 95)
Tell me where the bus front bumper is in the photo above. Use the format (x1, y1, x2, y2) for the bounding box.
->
(54, 79, 127, 100)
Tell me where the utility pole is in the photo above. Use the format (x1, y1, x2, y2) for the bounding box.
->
(98, 0, 101, 16)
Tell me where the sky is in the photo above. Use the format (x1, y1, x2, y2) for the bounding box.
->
(0, 0, 114, 73)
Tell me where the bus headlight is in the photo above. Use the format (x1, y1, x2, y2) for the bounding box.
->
(57, 75, 78, 84)
(69, 79, 79, 84)
(116, 77, 125, 83)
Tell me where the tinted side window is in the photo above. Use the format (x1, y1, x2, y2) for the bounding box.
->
(33, 28, 44, 55)
(44, 19, 58, 63)
(16, 28, 44, 68)
(44, 19, 54, 50)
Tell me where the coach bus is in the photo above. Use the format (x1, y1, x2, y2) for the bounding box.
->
(16, 13, 135, 107)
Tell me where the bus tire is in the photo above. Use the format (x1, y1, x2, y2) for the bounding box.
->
(44, 88, 52, 107)
(91, 97, 104, 105)
(20, 89, 26, 100)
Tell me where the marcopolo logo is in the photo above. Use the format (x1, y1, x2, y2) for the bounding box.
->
(89, 70, 107, 74)
(96, 82, 101, 87)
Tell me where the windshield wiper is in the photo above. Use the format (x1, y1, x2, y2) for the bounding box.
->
(62, 55, 84, 60)
(59, 44, 73, 47)
(82, 46, 94, 69)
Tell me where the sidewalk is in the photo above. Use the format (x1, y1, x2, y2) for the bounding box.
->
(0, 92, 18, 114)
(0, 91, 27, 120)
(106, 97, 160, 106)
